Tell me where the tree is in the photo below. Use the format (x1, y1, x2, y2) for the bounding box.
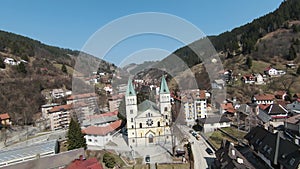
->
(67, 118, 86, 150)
(103, 153, 116, 168)
(297, 66, 300, 75)
(0, 58, 5, 69)
(246, 57, 252, 69)
(287, 45, 297, 60)
(61, 64, 68, 74)
(17, 62, 27, 74)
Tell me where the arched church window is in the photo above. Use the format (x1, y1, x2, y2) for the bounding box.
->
(157, 121, 160, 127)
(164, 107, 168, 111)
(139, 123, 142, 128)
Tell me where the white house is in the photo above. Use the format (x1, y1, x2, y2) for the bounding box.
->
(284, 114, 300, 135)
(82, 120, 122, 147)
(51, 89, 65, 99)
(287, 99, 300, 114)
(198, 115, 231, 133)
(212, 79, 225, 89)
(264, 67, 278, 76)
(252, 94, 275, 105)
(4, 58, 17, 65)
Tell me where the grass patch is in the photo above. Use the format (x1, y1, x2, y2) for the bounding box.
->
(157, 163, 190, 169)
(53, 63, 75, 75)
(221, 127, 247, 139)
(206, 130, 237, 149)
(251, 60, 270, 73)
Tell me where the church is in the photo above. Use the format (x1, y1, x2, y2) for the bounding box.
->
(125, 76, 172, 147)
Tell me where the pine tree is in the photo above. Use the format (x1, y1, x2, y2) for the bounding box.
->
(61, 64, 68, 74)
(246, 57, 252, 69)
(287, 45, 297, 60)
(297, 66, 300, 75)
(17, 62, 27, 74)
(0, 58, 5, 69)
(67, 118, 86, 150)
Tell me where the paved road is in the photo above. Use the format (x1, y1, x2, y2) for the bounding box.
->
(177, 124, 215, 169)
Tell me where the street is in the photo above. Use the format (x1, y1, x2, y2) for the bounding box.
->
(177, 124, 215, 169)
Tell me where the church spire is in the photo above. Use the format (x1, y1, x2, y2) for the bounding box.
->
(160, 75, 170, 94)
(126, 78, 136, 96)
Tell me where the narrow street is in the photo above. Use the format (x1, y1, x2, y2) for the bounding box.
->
(177, 124, 216, 169)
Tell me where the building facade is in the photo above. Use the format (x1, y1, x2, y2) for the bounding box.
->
(125, 76, 172, 147)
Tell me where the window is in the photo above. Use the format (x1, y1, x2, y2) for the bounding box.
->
(157, 122, 160, 127)
(289, 158, 295, 166)
(132, 139, 135, 143)
(131, 118, 133, 122)
(165, 115, 168, 119)
(130, 109, 133, 114)
(164, 107, 168, 111)
(88, 139, 92, 142)
(132, 125, 134, 129)
(166, 122, 169, 126)
(94, 139, 98, 142)
(141, 133, 143, 137)
(140, 123, 142, 128)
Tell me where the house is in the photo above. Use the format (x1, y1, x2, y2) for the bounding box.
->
(82, 120, 122, 147)
(220, 102, 236, 115)
(287, 99, 300, 114)
(66, 155, 103, 169)
(108, 94, 124, 112)
(48, 104, 72, 131)
(254, 73, 264, 85)
(4, 58, 17, 65)
(81, 111, 119, 128)
(244, 126, 300, 169)
(286, 63, 297, 69)
(214, 140, 257, 169)
(181, 89, 208, 126)
(264, 67, 278, 77)
(51, 88, 65, 99)
(212, 79, 225, 89)
(198, 115, 231, 133)
(41, 103, 60, 119)
(260, 104, 288, 120)
(274, 91, 288, 100)
(0, 113, 12, 128)
(285, 114, 300, 135)
(67, 93, 98, 109)
(252, 94, 275, 105)
(241, 74, 255, 84)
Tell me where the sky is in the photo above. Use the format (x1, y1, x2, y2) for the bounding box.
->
(0, 0, 283, 66)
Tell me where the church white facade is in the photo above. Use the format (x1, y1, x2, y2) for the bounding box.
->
(125, 76, 172, 147)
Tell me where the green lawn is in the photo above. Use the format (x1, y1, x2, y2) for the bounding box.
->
(206, 130, 237, 149)
(157, 163, 190, 169)
(221, 127, 247, 139)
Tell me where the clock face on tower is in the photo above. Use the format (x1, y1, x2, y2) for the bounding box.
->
(146, 119, 153, 126)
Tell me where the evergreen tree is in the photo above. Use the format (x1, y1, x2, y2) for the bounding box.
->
(246, 57, 252, 69)
(17, 62, 27, 74)
(287, 45, 297, 60)
(0, 58, 5, 69)
(61, 64, 68, 74)
(67, 118, 86, 150)
(297, 66, 300, 75)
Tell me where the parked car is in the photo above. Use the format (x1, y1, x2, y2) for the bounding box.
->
(145, 155, 150, 163)
(205, 148, 213, 155)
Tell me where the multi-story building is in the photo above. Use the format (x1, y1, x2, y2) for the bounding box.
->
(48, 104, 72, 131)
(181, 89, 207, 125)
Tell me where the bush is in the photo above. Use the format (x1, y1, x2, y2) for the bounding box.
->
(103, 153, 116, 168)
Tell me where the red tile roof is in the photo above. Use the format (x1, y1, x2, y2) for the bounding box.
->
(221, 103, 236, 113)
(259, 104, 271, 110)
(66, 157, 103, 169)
(86, 111, 118, 119)
(67, 93, 98, 100)
(82, 120, 122, 136)
(254, 94, 275, 101)
(48, 104, 73, 113)
(0, 113, 10, 120)
(199, 90, 206, 99)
